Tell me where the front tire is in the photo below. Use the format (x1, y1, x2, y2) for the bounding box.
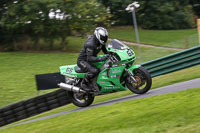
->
(126, 66, 152, 94)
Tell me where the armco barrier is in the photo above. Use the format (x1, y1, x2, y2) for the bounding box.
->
(0, 89, 70, 127)
(142, 46, 200, 77)
(1, 46, 200, 127)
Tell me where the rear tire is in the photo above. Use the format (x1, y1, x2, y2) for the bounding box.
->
(126, 66, 152, 94)
(67, 78, 95, 107)
(68, 91, 94, 107)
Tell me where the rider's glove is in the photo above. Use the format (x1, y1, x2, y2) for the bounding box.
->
(99, 56, 107, 61)
(106, 51, 112, 55)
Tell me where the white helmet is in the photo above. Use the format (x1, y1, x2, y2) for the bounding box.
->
(94, 27, 108, 45)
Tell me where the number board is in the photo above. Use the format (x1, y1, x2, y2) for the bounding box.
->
(66, 68, 73, 73)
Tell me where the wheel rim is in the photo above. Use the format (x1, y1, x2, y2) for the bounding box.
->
(128, 69, 148, 91)
(132, 75, 141, 86)
(73, 93, 89, 104)
(132, 75, 147, 90)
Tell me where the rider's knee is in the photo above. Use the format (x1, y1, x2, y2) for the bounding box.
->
(91, 68, 99, 75)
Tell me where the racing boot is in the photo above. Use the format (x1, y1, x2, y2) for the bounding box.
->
(81, 78, 91, 93)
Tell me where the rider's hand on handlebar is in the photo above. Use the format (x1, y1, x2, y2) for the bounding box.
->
(99, 56, 108, 61)
(106, 51, 112, 55)
(106, 54, 110, 58)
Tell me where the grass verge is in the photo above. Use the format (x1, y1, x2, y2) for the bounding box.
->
(7, 65, 200, 126)
(0, 52, 78, 107)
(0, 45, 176, 107)
(1, 87, 200, 133)
(108, 26, 198, 49)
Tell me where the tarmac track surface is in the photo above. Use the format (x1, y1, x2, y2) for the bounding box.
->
(1, 78, 200, 130)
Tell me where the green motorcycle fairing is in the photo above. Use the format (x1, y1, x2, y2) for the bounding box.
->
(60, 65, 85, 78)
(97, 65, 126, 93)
(60, 39, 140, 93)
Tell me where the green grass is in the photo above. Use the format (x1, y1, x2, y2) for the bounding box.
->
(15, 27, 199, 51)
(1, 35, 200, 130)
(108, 26, 199, 48)
(9, 26, 199, 51)
(10, 65, 200, 124)
(0, 41, 199, 108)
(0, 43, 178, 107)
(0, 52, 78, 107)
(1, 87, 200, 133)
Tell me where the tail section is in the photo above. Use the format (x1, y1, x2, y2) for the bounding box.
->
(60, 65, 86, 78)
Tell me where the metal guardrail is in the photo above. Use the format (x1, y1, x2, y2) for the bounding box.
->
(142, 46, 200, 77)
(0, 46, 200, 127)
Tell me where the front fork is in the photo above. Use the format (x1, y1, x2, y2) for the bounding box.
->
(125, 68, 137, 83)
(125, 64, 141, 83)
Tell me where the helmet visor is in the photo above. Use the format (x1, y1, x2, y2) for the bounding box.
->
(100, 35, 108, 44)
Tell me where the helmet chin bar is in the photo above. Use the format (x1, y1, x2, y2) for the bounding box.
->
(94, 27, 108, 45)
(99, 40, 105, 45)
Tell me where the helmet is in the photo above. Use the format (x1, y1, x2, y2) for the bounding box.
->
(94, 27, 108, 45)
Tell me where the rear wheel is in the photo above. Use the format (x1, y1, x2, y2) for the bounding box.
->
(68, 91, 94, 107)
(126, 66, 152, 94)
(67, 79, 95, 107)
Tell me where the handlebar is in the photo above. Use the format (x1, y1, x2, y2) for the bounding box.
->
(100, 53, 119, 71)
(107, 52, 118, 63)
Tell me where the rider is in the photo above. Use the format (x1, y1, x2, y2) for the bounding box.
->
(77, 27, 108, 92)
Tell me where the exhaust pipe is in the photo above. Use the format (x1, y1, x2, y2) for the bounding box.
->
(58, 82, 86, 93)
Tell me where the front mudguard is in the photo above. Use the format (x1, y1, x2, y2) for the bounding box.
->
(127, 65, 141, 75)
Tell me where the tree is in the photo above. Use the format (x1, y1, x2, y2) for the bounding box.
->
(137, 0, 195, 29)
(0, 0, 26, 50)
(0, 0, 111, 51)
(99, 0, 195, 29)
(189, 0, 200, 17)
(52, 0, 111, 50)
(98, 0, 133, 25)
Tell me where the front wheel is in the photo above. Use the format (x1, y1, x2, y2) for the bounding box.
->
(126, 66, 152, 94)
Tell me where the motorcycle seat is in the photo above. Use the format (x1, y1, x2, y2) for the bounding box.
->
(75, 67, 87, 73)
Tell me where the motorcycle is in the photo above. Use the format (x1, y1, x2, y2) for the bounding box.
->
(58, 39, 152, 107)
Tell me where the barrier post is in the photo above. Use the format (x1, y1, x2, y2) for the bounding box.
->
(37, 90, 40, 96)
(198, 19, 200, 44)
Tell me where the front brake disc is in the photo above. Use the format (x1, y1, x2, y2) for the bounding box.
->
(132, 75, 142, 86)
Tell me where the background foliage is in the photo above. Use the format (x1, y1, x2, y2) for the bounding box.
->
(0, 0, 111, 50)
(99, 0, 197, 29)
(0, 0, 199, 51)
(137, 0, 195, 29)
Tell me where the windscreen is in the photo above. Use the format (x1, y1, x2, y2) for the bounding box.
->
(107, 39, 129, 50)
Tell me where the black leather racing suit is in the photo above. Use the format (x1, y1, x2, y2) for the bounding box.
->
(77, 35, 107, 81)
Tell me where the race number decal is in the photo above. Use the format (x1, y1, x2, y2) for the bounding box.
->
(127, 49, 133, 56)
(66, 68, 73, 73)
